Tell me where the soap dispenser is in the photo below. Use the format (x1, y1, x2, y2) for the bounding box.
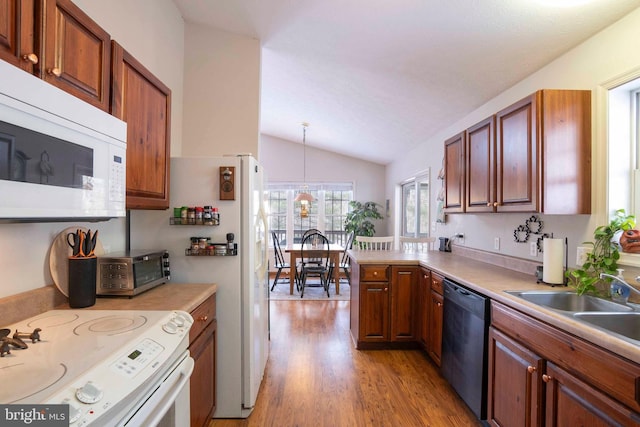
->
(610, 269, 631, 303)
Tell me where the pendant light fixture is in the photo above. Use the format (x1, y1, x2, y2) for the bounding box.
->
(294, 122, 313, 218)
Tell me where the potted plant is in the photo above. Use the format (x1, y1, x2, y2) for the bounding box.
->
(344, 201, 383, 237)
(566, 209, 635, 296)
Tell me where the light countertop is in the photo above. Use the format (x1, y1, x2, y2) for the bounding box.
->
(349, 249, 640, 365)
(55, 283, 217, 313)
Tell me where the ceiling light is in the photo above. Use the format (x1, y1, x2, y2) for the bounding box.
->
(294, 122, 313, 217)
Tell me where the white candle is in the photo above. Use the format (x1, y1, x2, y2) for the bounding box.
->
(543, 238, 564, 284)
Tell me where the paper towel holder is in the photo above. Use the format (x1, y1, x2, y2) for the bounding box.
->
(536, 236, 568, 287)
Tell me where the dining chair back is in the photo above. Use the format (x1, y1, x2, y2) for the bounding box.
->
(354, 235, 394, 250)
(399, 236, 436, 253)
(336, 232, 355, 285)
(299, 232, 331, 297)
(270, 231, 293, 291)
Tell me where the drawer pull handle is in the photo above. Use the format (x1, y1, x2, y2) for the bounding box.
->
(527, 365, 536, 374)
(373, 272, 378, 276)
(23, 53, 38, 64)
(198, 315, 208, 322)
(542, 374, 552, 383)
(48, 67, 62, 77)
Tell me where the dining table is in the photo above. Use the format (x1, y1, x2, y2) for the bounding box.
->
(284, 243, 344, 295)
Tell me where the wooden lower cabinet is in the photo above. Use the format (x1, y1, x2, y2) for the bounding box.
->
(427, 272, 444, 366)
(489, 301, 640, 426)
(418, 267, 431, 349)
(189, 294, 217, 427)
(350, 262, 420, 348)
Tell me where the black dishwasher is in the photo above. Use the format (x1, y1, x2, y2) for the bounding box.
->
(441, 278, 489, 421)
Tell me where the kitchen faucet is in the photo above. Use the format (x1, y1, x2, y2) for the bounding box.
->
(599, 273, 640, 303)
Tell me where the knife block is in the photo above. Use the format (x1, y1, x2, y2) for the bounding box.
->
(68, 257, 97, 308)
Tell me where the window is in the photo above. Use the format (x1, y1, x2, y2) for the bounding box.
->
(401, 172, 430, 237)
(266, 183, 353, 246)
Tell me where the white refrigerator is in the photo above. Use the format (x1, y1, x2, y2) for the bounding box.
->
(130, 155, 269, 418)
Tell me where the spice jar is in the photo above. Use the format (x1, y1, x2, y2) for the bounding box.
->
(199, 237, 209, 249)
(203, 206, 213, 225)
(187, 207, 196, 224)
(212, 208, 220, 225)
(195, 207, 204, 223)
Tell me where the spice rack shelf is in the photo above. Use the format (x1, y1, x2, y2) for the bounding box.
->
(185, 246, 237, 257)
(170, 218, 219, 226)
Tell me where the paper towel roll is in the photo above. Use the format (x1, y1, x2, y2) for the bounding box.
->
(543, 238, 564, 284)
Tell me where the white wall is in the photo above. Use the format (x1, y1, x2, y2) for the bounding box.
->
(0, 0, 184, 298)
(182, 24, 261, 157)
(386, 8, 640, 267)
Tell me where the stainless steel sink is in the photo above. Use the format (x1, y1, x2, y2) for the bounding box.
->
(573, 312, 640, 342)
(505, 291, 634, 312)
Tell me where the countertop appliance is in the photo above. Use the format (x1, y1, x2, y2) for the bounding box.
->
(0, 59, 127, 221)
(0, 309, 194, 426)
(97, 250, 170, 296)
(130, 155, 269, 418)
(441, 278, 489, 421)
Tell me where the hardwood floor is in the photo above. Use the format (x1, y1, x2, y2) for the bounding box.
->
(208, 300, 481, 427)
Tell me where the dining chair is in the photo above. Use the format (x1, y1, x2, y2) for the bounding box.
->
(399, 236, 436, 253)
(354, 235, 394, 250)
(299, 232, 331, 298)
(270, 231, 295, 291)
(335, 232, 354, 286)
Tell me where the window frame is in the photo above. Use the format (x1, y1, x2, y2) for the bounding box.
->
(400, 171, 430, 238)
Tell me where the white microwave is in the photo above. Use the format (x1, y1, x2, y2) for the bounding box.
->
(0, 60, 127, 221)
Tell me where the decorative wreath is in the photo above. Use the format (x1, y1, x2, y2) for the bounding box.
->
(537, 233, 551, 253)
(526, 215, 543, 235)
(513, 225, 530, 243)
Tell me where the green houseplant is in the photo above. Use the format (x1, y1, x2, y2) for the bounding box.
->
(344, 201, 383, 237)
(566, 209, 636, 296)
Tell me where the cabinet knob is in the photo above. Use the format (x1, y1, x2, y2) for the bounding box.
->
(487, 202, 491, 207)
(373, 272, 378, 276)
(47, 68, 62, 77)
(437, 301, 442, 307)
(527, 365, 536, 374)
(198, 315, 208, 322)
(542, 374, 552, 383)
(493, 202, 498, 207)
(22, 53, 38, 64)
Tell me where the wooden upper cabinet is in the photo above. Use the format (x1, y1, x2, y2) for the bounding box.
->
(40, 0, 111, 111)
(496, 90, 591, 214)
(466, 116, 495, 213)
(111, 41, 171, 210)
(0, 0, 37, 72)
(495, 94, 539, 212)
(443, 131, 465, 213)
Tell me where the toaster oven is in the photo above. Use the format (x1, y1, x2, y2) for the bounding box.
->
(97, 250, 170, 296)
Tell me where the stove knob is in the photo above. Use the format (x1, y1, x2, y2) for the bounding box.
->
(63, 398, 82, 423)
(76, 381, 103, 404)
(173, 316, 185, 327)
(162, 321, 178, 334)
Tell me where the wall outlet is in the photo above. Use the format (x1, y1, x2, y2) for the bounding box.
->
(455, 232, 464, 245)
(494, 237, 500, 250)
(576, 246, 590, 265)
(530, 242, 538, 257)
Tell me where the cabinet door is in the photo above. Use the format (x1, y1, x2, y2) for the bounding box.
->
(444, 131, 465, 213)
(428, 290, 443, 366)
(496, 93, 539, 212)
(466, 116, 495, 212)
(41, 0, 110, 111)
(544, 362, 637, 427)
(419, 268, 430, 349)
(487, 327, 542, 427)
(0, 0, 37, 72)
(190, 319, 216, 427)
(390, 266, 418, 342)
(111, 41, 171, 209)
(360, 282, 389, 342)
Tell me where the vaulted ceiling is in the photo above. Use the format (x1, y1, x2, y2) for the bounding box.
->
(173, 0, 640, 164)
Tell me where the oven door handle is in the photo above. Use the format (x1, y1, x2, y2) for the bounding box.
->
(123, 353, 195, 426)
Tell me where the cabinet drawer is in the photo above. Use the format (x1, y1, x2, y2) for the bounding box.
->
(360, 265, 389, 282)
(431, 272, 444, 295)
(190, 294, 216, 343)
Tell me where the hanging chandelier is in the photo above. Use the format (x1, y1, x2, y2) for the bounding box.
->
(294, 122, 313, 217)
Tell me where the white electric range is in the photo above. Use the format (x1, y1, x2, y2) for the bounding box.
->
(0, 309, 194, 426)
